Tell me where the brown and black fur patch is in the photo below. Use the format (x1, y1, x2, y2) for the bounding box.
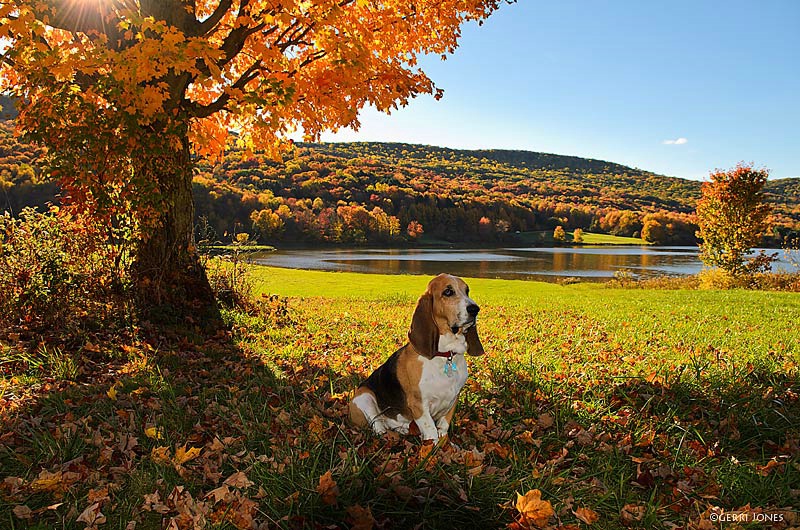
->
(360, 347, 409, 418)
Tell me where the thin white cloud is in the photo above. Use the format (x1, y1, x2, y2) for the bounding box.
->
(663, 137, 688, 145)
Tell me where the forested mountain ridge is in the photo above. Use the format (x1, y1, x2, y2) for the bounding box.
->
(192, 140, 798, 245)
(2, 118, 798, 246)
(303, 141, 701, 209)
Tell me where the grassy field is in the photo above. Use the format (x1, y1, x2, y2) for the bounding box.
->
(515, 231, 650, 246)
(569, 232, 651, 245)
(2, 266, 799, 529)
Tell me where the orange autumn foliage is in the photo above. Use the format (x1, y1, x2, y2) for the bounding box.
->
(513, 489, 554, 529)
(0, 0, 504, 301)
(316, 470, 339, 506)
(1, 0, 502, 160)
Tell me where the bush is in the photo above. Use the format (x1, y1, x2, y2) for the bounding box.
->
(203, 234, 292, 326)
(749, 271, 800, 292)
(698, 268, 743, 290)
(204, 234, 256, 309)
(0, 207, 129, 333)
(607, 270, 700, 290)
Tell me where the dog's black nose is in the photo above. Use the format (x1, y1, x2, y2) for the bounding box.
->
(467, 304, 480, 316)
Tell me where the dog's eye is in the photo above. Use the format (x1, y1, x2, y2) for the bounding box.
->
(443, 287, 454, 297)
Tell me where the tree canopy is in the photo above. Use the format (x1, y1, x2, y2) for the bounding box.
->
(1, 0, 500, 158)
(696, 163, 772, 276)
(0, 0, 503, 309)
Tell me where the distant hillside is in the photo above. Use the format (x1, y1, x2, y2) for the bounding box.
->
(303, 141, 702, 210)
(2, 121, 798, 246)
(0, 95, 19, 121)
(191, 141, 798, 245)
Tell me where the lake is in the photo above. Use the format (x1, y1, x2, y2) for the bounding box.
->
(252, 246, 797, 282)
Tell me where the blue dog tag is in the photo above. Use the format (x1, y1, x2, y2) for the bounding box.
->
(444, 355, 457, 377)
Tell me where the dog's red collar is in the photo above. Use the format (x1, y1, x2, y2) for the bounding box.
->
(432, 351, 459, 359)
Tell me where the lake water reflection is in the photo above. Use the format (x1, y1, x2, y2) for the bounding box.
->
(252, 246, 795, 282)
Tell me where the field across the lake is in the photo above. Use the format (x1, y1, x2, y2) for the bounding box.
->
(512, 231, 651, 246)
(2, 266, 799, 529)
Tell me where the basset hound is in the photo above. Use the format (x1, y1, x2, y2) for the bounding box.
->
(348, 274, 484, 442)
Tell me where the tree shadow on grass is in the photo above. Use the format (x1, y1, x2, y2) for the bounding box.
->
(482, 360, 800, 527)
(0, 321, 521, 530)
(6, 305, 797, 530)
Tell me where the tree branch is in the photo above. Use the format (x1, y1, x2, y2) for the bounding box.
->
(186, 59, 262, 118)
(197, 0, 233, 36)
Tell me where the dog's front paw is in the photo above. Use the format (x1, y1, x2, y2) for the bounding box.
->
(435, 418, 450, 439)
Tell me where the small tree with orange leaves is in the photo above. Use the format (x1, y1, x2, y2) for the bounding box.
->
(0, 0, 502, 313)
(406, 220, 424, 239)
(695, 163, 772, 277)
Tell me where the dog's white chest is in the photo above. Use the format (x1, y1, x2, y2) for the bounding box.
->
(419, 353, 468, 420)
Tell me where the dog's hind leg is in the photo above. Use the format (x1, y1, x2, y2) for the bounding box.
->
(350, 390, 388, 434)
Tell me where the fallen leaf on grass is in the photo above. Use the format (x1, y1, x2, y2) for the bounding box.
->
(150, 446, 172, 465)
(77, 502, 106, 527)
(223, 471, 254, 489)
(284, 491, 300, 505)
(573, 507, 600, 525)
(537, 413, 554, 429)
(144, 426, 164, 440)
(514, 489, 554, 528)
(317, 471, 339, 505)
(2, 476, 25, 496)
(227, 496, 257, 530)
(206, 484, 231, 503)
(30, 470, 62, 492)
(174, 444, 201, 465)
(620, 503, 645, 526)
(88, 485, 110, 504)
(308, 414, 326, 439)
(756, 459, 783, 476)
(516, 431, 540, 446)
(12, 505, 32, 520)
(142, 492, 170, 514)
(347, 504, 375, 530)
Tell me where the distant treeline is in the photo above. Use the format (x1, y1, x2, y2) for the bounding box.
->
(2, 120, 799, 247)
(191, 141, 799, 246)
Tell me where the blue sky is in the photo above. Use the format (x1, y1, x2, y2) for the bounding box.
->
(321, 1, 800, 181)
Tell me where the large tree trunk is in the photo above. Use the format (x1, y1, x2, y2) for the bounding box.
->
(132, 127, 218, 325)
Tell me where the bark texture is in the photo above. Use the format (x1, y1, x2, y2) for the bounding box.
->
(132, 129, 218, 323)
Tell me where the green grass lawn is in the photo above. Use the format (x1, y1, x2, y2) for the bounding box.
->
(570, 231, 651, 245)
(2, 266, 798, 529)
(516, 230, 650, 246)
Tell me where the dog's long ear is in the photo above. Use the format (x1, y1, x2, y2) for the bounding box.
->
(408, 292, 437, 357)
(466, 324, 485, 356)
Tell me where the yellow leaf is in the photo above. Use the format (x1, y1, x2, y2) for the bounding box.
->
(515, 489, 554, 528)
(30, 470, 62, 492)
(106, 386, 118, 400)
(174, 444, 201, 465)
(144, 426, 164, 440)
(150, 446, 172, 465)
